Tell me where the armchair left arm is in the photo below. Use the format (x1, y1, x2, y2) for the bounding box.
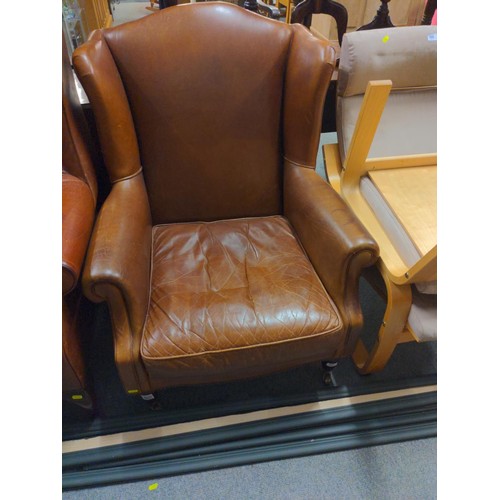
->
(82, 174, 153, 393)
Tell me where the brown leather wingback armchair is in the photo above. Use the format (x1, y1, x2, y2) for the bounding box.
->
(73, 3, 378, 398)
(63, 35, 98, 409)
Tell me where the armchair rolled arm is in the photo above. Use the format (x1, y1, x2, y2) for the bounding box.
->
(62, 172, 95, 295)
(82, 174, 152, 335)
(82, 174, 153, 393)
(284, 162, 379, 355)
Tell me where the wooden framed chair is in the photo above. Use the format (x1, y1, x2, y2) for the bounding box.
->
(276, 0, 294, 23)
(323, 25, 437, 373)
(291, 0, 347, 68)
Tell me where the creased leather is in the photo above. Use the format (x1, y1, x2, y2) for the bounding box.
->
(142, 216, 343, 387)
(283, 162, 379, 355)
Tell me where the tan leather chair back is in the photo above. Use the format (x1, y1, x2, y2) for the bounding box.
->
(75, 4, 327, 224)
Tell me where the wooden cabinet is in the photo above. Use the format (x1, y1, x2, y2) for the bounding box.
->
(63, 0, 89, 52)
(63, 0, 113, 55)
(82, 0, 113, 33)
(310, 0, 427, 42)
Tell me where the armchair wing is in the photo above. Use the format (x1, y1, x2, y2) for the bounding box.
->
(283, 25, 379, 357)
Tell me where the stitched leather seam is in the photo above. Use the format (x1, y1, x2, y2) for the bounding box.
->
(112, 167, 143, 184)
(284, 156, 315, 169)
(97, 32, 142, 184)
(281, 25, 295, 167)
(141, 323, 343, 361)
(139, 226, 156, 359)
(152, 215, 285, 229)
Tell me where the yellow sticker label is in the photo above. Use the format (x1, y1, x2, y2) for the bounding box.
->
(382, 35, 390, 43)
(127, 389, 139, 394)
(71, 395, 83, 400)
(148, 483, 159, 491)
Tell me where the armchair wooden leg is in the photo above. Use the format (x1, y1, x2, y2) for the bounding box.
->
(353, 274, 413, 374)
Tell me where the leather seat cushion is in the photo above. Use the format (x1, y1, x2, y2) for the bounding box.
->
(141, 216, 343, 387)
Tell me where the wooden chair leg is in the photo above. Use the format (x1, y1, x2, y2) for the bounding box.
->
(352, 273, 413, 374)
(323, 143, 342, 193)
(286, 2, 292, 23)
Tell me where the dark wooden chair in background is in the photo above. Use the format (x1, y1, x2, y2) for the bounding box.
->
(291, 0, 436, 131)
(421, 0, 437, 25)
(160, 1, 281, 20)
(292, 0, 347, 132)
(358, 0, 437, 30)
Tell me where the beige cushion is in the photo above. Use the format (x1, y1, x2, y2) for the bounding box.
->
(337, 88, 437, 162)
(337, 26, 437, 98)
(408, 288, 437, 342)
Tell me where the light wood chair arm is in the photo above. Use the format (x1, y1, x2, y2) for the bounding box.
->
(329, 79, 437, 284)
(341, 80, 392, 189)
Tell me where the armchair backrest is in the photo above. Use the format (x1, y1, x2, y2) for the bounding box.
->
(336, 25, 437, 161)
(73, 3, 334, 225)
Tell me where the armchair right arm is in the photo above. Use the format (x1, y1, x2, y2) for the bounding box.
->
(284, 162, 379, 357)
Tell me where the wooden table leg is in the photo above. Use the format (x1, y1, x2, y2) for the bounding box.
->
(357, 0, 395, 31)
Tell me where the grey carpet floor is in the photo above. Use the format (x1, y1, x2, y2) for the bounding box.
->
(63, 437, 436, 499)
